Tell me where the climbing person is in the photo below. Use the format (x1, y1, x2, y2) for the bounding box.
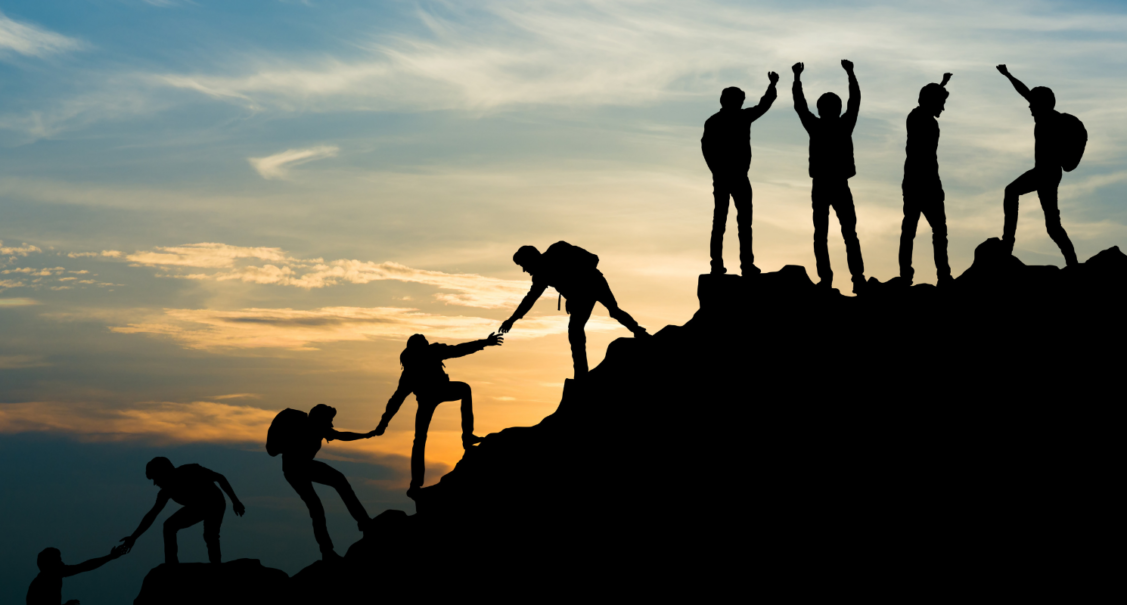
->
(900, 72, 954, 286)
(26, 544, 127, 605)
(375, 332, 503, 499)
(266, 404, 375, 560)
(792, 60, 869, 294)
(499, 242, 649, 378)
(119, 457, 245, 564)
(701, 71, 780, 276)
(996, 64, 1084, 266)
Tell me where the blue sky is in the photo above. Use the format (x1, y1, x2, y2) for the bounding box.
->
(3, 1, 1127, 602)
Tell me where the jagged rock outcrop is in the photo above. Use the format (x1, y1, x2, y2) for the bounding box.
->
(133, 559, 289, 605)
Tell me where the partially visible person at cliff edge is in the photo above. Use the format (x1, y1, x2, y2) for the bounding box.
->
(267, 404, 375, 560)
(499, 242, 649, 378)
(900, 72, 953, 287)
(119, 457, 245, 565)
(375, 332, 503, 499)
(996, 64, 1085, 266)
(27, 544, 127, 605)
(701, 70, 779, 276)
(792, 60, 869, 295)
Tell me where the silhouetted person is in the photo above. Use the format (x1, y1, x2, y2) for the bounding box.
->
(701, 72, 779, 276)
(120, 457, 245, 565)
(279, 404, 375, 560)
(792, 61, 868, 294)
(900, 73, 954, 286)
(996, 64, 1079, 266)
(26, 545, 127, 605)
(499, 242, 649, 377)
(375, 332, 503, 498)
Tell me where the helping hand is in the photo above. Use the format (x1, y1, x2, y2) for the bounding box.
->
(118, 537, 135, 554)
(373, 424, 386, 436)
(499, 319, 514, 334)
(233, 501, 246, 517)
(841, 59, 854, 72)
(486, 332, 504, 346)
(109, 544, 129, 559)
(791, 62, 804, 75)
(768, 71, 779, 84)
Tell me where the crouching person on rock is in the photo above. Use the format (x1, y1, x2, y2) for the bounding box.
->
(119, 457, 245, 564)
(375, 332, 503, 500)
(267, 404, 376, 560)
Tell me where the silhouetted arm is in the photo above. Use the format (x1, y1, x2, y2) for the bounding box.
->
(326, 427, 376, 442)
(375, 375, 411, 434)
(745, 72, 779, 122)
(120, 493, 170, 553)
(996, 65, 1031, 101)
(211, 471, 246, 517)
(940, 72, 952, 87)
(843, 60, 860, 126)
(61, 545, 127, 578)
(499, 283, 548, 333)
(439, 333, 504, 360)
(791, 63, 815, 132)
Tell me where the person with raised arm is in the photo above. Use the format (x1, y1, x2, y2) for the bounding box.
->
(995, 64, 1081, 266)
(119, 457, 245, 564)
(792, 60, 869, 295)
(701, 71, 780, 276)
(900, 72, 954, 287)
(375, 332, 503, 499)
(26, 544, 128, 605)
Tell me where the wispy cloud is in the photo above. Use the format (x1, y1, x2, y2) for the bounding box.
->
(0, 241, 42, 257)
(110, 306, 620, 351)
(0, 354, 51, 369)
(0, 12, 83, 58)
(248, 145, 339, 180)
(0, 297, 39, 306)
(126, 242, 291, 268)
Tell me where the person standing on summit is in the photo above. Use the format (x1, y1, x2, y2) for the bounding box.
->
(996, 64, 1082, 266)
(499, 242, 649, 378)
(900, 73, 954, 287)
(792, 60, 869, 294)
(701, 71, 780, 276)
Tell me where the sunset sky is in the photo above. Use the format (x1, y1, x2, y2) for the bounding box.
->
(3, 1, 1127, 602)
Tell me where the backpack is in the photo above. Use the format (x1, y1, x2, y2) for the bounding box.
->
(266, 408, 308, 457)
(548, 241, 600, 272)
(1057, 113, 1087, 172)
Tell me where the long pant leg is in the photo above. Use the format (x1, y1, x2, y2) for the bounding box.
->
(162, 506, 206, 565)
(710, 177, 731, 272)
(899, 186, 922, 282)
(567, 296, 596, 377)
(202, 502, 225, 564)
(411, 401, 439, 488)
(284, 460, 334, 555)
(449, 382, 474, 440)
(811, 180, 833, 285)
(920, 189, 951, 280)
(732, 175, 754, 273)
(306, 460, 369, 526)
(1003, 169, 1040, 251)
(592, 276, 642, 335)
(831, 182, 866, 282)
(1038, 176, 1078, 266)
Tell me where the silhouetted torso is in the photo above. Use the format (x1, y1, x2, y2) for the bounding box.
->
(161, 464, 224, 508)
(532, 242, 600, 298)
(399, 342, 486, 399)
(25, 573, 61, 605)
(702, 107, 765, 175)
(285, 423, 327, 462)
(1034, 112, 1064, 170)
(800, 115, 858, 179)
(904, 106, 939, 179)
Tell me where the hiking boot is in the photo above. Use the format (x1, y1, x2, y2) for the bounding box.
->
(632, 327, 651, 339)
(406, 485, 421, 500)
(742, 264, 762, 277)
(937, 275, 954, 288)
(321, 549, 342, 562)
(852, 277, 867, 296)
(462, 434, 483, 450)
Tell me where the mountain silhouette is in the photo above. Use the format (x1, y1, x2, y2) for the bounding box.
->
(132, 240, 1125, 601)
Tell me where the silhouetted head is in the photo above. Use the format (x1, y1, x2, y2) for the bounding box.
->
(817, 93, 842, 118)
(513, 246, 541, 274)
(1029, 86, 1056, 118)
(37, 548, 63, 573)
(720, 87, 745, 110)
(400, 334, 429, 368)
(309, 403, 336, 427)
(145, 456, 174, 487)
(919, 83, 949, 117)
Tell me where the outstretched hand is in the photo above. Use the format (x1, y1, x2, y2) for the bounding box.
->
(791, 62, 804, 76)
(767, 71, 779, 84)
(109, 544, 129, 559)
(498, 319, 514, 334)
(373, 424, 386, 436)
(233, 501, 246, 517)
(996, 64, 1009, 76)
(841, 59, 854, 72)
(118, 537, 135, 554)
(485, 332, 504, 347)
(941, 72, 953, 87)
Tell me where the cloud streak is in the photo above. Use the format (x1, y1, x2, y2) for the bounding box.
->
(248, 145, 339, 180)
(0, 12, 83, 58)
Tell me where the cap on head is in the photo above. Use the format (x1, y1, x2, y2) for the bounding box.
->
(720, 87, 745, 109)
(1029, 86, 1055, 110)
(918, 83, 949, 107)
(37, 548, 62, 572)
(145, 456, 174, 480)
(309, 403, 336, 423)
(513, 246, 541, 267)
(817, 92, 842, 118)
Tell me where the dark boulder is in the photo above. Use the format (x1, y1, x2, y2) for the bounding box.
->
(133, 559, 288, 605)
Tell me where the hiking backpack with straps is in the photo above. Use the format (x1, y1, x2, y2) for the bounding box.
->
(1057, 112, 1087, 172)
(266, 408, 308, 457)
